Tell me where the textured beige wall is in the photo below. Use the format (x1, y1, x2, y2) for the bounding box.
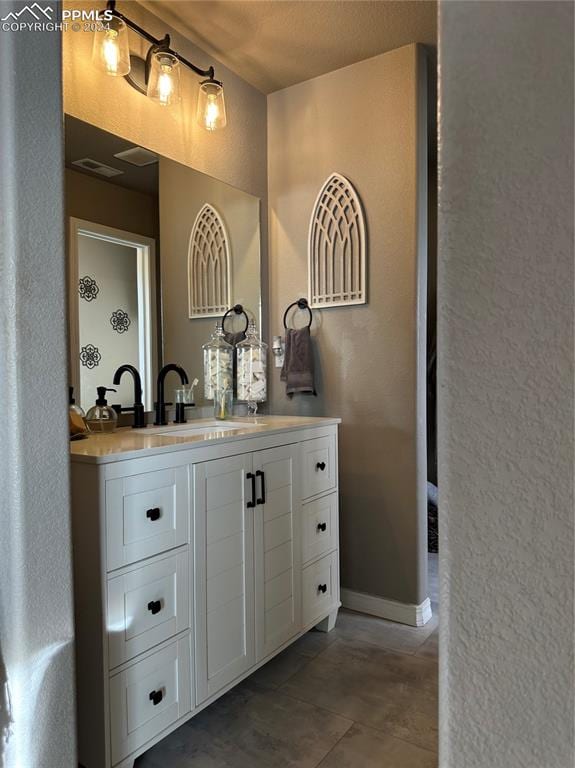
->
(438, 2, 574, 765)
(268, 45, 428, 605)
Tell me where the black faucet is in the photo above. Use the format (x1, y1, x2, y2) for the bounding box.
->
(154, 363, 189, 426)
(112, 364, 146, 428)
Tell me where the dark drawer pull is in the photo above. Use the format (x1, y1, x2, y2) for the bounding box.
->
(256, 470, 266, 505)
(146, 507, 161, 521)
(317, 522, 327, 532)
(318, 583, 328, 594)
(147, 600, 162, 615)
(316, 462, 326, 471)
(149, 689, 163, 706)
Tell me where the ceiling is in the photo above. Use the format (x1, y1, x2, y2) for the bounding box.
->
(65, 116, 159, 197)
(141, 0, 437, 94)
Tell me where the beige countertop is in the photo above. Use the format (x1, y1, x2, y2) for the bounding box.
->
(70, 415, 340, 464)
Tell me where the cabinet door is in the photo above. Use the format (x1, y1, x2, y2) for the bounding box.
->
(193, 453, 255, 703)
(253, 443, 302, 661)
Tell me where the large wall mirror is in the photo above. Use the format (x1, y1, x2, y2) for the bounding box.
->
(65, 115, 262, 413)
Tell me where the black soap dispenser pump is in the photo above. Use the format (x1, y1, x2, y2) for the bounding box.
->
(86, 387, 118, 433)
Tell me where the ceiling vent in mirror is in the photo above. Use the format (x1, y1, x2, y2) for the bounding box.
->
(114, 147, 159, 167)
(71, 158, 124, 178)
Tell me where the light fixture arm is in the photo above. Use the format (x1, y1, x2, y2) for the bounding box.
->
(106, 0, 216, 81)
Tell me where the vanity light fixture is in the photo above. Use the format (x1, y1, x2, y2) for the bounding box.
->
(92, 0, 227, 129)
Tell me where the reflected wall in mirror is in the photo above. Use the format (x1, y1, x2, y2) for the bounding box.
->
(65, 115, 262, 413)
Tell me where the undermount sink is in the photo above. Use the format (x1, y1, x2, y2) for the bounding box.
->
(135, 421, 251, 438)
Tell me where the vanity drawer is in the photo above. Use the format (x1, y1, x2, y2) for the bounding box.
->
(301, 493, 338, 565)
(301, 435, 337, 500)
(106, 466, 189, 571)
(107, 549, 190, 669)
(109, 634, 192, 765)
(302, 551, 338, 627)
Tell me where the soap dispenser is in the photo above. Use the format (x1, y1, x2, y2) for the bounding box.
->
(86, 387, 118, 433)
(69, 386, 86, 435)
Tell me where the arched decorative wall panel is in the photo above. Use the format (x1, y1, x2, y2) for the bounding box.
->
(188, 203, 231, 318)
(308, 172, 366, 308)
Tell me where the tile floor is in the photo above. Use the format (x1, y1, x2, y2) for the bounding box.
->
(136, 554, 439, 768)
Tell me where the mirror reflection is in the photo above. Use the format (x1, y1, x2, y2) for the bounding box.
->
(64, 115, 261, 414)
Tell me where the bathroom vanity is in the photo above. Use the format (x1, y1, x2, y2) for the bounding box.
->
(71, 416, 340, 768)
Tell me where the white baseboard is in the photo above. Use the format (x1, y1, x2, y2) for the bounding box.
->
(340, 588, 433, 627)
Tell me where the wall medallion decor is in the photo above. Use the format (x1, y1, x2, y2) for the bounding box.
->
(79, 275, 100, 302)
(308, 172, 366, 308)
(110, 309, 131, 334)
(80, 344, 101, 369)
(188, 203, 231, 318)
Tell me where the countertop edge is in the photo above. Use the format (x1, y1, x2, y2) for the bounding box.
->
(70, 417, 342, 465)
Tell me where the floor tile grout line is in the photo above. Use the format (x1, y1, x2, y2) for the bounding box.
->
(274, 650, 438, 701)
(276, 685, 356, 721)
(251, 650, 316, 691)
(242, 677, 356, 768)
(378, 731, 439, 756)
(315, 722, 439, 766)
(334, 703, 438, 754)
(278, 686, 438, 759)
(313, 719, 356, 768)
(302, 632, 439, 670)
(327, 631, 438, 661)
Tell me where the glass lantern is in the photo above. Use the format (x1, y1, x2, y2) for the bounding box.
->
(197, 79, 227, 131)
(236, 321, 267, 415)
(92, 16, 131, 77)
(147, 50, 181, 106)
(202, 322, 233, 401)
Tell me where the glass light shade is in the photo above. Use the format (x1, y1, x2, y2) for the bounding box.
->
(147, 51, 181, 106)
(197, 80, 227, 131)
(92, 17, 130, 77)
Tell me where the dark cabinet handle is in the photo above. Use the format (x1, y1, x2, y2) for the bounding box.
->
(318, 584, 328, 594)
(149, 689, 163, 706)
(256, 470, 266, 505)
(316, 462, 326, 471)
(147, 600, 162, 615)
(317, 522, 327, 532)
(146, 507, 161, 521)
(247, 472, 256, 508)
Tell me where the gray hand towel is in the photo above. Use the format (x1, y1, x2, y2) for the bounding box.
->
(280, 327, 317, 397)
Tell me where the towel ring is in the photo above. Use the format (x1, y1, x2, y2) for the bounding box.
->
(222, 304, 249, 333)
(283, 298, 313, 330)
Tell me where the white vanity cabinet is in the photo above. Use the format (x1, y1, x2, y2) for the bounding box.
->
(193, 452, 256, 702)
(193, 443, 301, 703)
(71, 418, 340, 768)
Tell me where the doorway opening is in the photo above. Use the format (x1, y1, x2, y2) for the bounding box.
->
(68, 219, 158, 413)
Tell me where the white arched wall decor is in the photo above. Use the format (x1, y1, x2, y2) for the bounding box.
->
(308, 172, 366, 308)
(188, 203, 232, 318)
